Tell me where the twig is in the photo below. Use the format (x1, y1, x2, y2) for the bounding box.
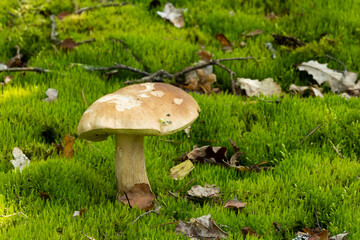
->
(75, 2, 129, 15)
(80, 231, 96, 240)
(49, 15, 61, 44)
(73, 0, 79, 12)
(326, 54, 347, 94)
(153, 220, 185, 228)
(0, 212, 28, 218)
(314, 209, 322, 229)
(329, 139, 345, 158)
(165, 188, 178, 199)
(159, 139, 181, 144)
(86, 141, 107, 159)
(0, 67, 50, 73)
(76, 38, 96, 45)
(123, 191, 132, 209)
(131, 206, 161, 225)
(300, 124, 321, 144)
(176, 178, 196, 193)
(81, 88, 88, 107)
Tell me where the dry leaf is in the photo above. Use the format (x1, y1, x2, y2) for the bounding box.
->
(57, 11, 71, 20)
(197, 50, 213, 63)
(241, 227, 261, 239)
(216, 33, 232, 52)
(60, 38, 78, 51)
(62, 134, 75, 159)
(229, 139, 242, 166)
(0, 63, 7, 70)
(73, 208, 85, 218)
(157, 3, 184, 28)
(265, 12, 278, 20)
(170, 160, 194, 180)
(2, 76, 13, 86)
(187, 184, 219, 199)
(184, 62, 216, 93)
(224, 196, 246, 211)
(11, 147, 30, 172)
(184, 125, 191, 138)
(187, 145, 227, 164)
(175, 214, 228, 239)
(236, 78, 282, 97)
(289, 84, 324, 98)
(244, 29, 263, 38)
(329, 232, 349, 240)
(272, 34, 305, 48)
(38, 190, 51, 202)
(118, 183, 155, 211)
(43, 88, 58, 102)
(297, 60, 358, 93)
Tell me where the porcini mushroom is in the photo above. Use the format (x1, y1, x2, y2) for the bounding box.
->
(77, 83, 200, 203)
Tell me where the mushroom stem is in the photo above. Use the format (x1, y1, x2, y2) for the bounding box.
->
(115, 134, 150, 196)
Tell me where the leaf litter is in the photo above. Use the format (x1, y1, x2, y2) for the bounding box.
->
(175, 214, 229, 239)
(187, 184, 220, 199)
(118, 183, 155, 211)
(236, 78, 282, 97)
(11, 147, 30, 172)
(157, 3, 185, 28)
(170, 160, 194, 180)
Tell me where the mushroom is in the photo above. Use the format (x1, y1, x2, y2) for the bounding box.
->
(77, 83, 200, 202)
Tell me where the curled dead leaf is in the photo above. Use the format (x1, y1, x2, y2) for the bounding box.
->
(187, 183, 219, 199)
(216, 33, 232, 52)
(224, 196, 246, 211)
(170, 160, 194, 180)
(157, 3, 184, 28)
(289, 84, 324, 98)
(118, 183, 155, 211)
(236, 78, 282, 97)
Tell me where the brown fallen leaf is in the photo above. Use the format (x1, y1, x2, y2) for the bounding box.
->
(289, 84, 324, 98)
(216, 33, 232, 52)
(62, 134, 75, 159)
(187, 145, 227, 164)
(244, 29, 263, 38)
(224, 196, 246, 211)
(7, 46, 24, 68)
(272, 34, 305, 48)
(183, 60, 217, 93)
(241, 227, 261, 239)
(229, 139, 242, 166)
(302, 227, 329, 240)
(175, 214, 229, 239)
(118, 183, 155, 211)
(187, 183, 219, 199)
(59, 38, 78, 51)
(38, 190, 51, 202)
(57, 11, 71, 20)
(197, 50, 213, 63)
(156, 3, 184, 28)
(236, 78, 282, 97)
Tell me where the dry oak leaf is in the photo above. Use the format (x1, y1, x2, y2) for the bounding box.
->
(297, 60, 358, 93)
(187, 145, 227, 164)
(157, 3, 185, 28)
(11, 147, 30, 172)
(60, 38, 78, 51)
(62, 134, 75, 159)
(184, 64, 217, 93)
(187, 183, 219, 199)
(170, 159, 194, 180)
(118, 183, 155, 211)
(216, 33, 232, 52)
(197, 50, 213, 63)
(224, 196, 246, 211)
(289, 84, 324, 98)
(175, 214, 228, 239)
(236, 78, 282, 97)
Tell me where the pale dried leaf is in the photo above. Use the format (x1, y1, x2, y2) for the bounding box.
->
(329, 232, 349, 240)
(341, 93, 351, 100)
(244, 29, 263, 37)
(236, 78, 282, 97)
(224, 196, 246, 210)
(175, 214, 228, 239)
(0, 63, 7, 70)
(4, 76, 13, 85)
(43, 88, 58, 102)
(170, 160, 194, 180)
(187, 184, 219, 199)
(297, 60, 358, 93)
(118, 183, 155, 211)
(184, 125, 191, 138)
(289, 84, 324, 98)
(11, 147, 30, 172)
(157, 3, 184, 28)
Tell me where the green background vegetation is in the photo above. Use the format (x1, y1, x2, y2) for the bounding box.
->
(1, 0, 360, 239)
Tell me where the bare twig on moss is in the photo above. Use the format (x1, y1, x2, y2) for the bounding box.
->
(212, 61, 237, 93)
(329, 139, 345, 158)
(300, 124, 321, 144)
(176, 178, 195, 193)
(165, 188, 179, 199)
(153, 220, 190, 228)
(80, 231, 96, 240)
(0, 67, 50, 73)
(75, 2, 129, 15)
(0, 212, 28, 218)
(76, 38, 96, 45)
(131, 206, 161, 225)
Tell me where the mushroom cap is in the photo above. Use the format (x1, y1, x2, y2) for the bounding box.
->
(77, 83, 200, 141)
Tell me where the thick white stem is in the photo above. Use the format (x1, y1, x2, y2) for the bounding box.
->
(115, 134, 150, 194)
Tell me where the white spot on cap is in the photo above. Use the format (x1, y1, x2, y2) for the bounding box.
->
(97, 94, 142, 111)
(84, 108, 93, 114)
(140, 83, 155, 92)
(150, 91, 165, 97)
(139, 93, 149, 98)
(174, 98, 183, 105)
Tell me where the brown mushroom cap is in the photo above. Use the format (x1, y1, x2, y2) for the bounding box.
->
(77, 83, 200, 141)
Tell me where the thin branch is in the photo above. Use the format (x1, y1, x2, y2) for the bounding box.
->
(49, 15, 61, 44)
(176, 178, 195, 193)
(0, 212, 28, 218)
(212, 61, 237, 93)
(123, 191, 132, 209)
(75, 2, 129, 15)
(153, 220, 184, 228)
(159, 139, 181, 144)
(80, 231, 96, 240)
(131, 206, 161, 225)
(165, 188, 179, 199)
(0, 67, 50, 73)
(124, 70, 169, 84)
(76, 38, 96, 45)
(300, 124, 321, 144)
